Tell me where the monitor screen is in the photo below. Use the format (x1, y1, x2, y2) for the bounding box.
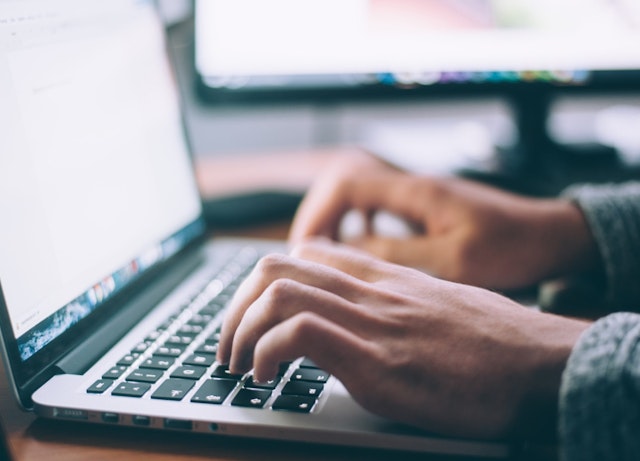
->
(195, 0, 640, 98)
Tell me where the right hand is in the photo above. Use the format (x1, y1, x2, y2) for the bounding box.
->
(218, 238, 591, 439)
(289, 152, 600, 291)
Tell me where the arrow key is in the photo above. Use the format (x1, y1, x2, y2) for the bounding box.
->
(112, 381, 151, 398)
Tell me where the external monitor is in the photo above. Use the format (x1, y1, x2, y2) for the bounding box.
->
(195, 0, 640, 193)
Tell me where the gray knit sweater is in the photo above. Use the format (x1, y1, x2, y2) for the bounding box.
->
(559, 183, 640, 461)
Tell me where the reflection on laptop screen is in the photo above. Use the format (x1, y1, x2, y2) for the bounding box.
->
(0, 0, 203, 361)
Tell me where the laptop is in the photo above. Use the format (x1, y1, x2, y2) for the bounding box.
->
(0, 1, 508, 457)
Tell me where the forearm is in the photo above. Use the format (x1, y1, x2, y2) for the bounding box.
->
(559, 312, 640, 461)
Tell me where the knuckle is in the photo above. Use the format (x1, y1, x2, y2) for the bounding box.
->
(288, 312, 321, 341)
(291, 237, 330, 259)
(262, 278, 300, 316)
(417, 177, 446, 200)
(255, 253, 290, 277)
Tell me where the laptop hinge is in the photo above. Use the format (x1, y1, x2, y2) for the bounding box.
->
(54, 248, 204, 375)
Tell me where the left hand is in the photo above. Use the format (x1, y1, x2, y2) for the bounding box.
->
(217, 239, 590, 439)
(289, 152, 599, 291)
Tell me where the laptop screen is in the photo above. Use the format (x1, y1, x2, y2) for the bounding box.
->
(0, 0, 204, 362)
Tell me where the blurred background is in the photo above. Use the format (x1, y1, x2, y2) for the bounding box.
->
(159, 0, 640, 224)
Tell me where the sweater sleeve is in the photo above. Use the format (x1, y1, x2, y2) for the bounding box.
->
(561, 182, 640, 309)
(559, 312, 640, 461)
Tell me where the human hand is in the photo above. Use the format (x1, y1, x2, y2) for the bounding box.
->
(289, 152, 600, 291)
(218, 239, 590, 439)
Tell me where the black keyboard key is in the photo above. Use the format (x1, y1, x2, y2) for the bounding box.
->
(281, 381, 324, 397)
(183, 353, 215, 367)
(211, 365, 244, 380)
(154, 345, 185, 357)
(195, 342, 218, 355)
(159, 315, 179, 330)
(151, 379, 194, 401)
(272, 395, 316, 413)
(231, 388, 271, 408)
(166, 335, 194, 346)
(127, 369, 163, 383)
(117, 353, 140, 366)
(103, 366, 127, 379)
(299, 357, 320, 369)
(171, 365, 207, 380)
(87, 379, 114, 394)
(199, 304, 223, 316)
(191, 379, 237, 405)
(141, 357, 175, 370)
(131, 342, 150, 353)
(177, 324, 203, 336)
(112, 382, 151, 398)
(208, 293, 229, 305)
(244, 376, 279, 390)
(278, 362, 292, 376)
(145, 330, 162, 342)
(188, 313, 214, 326)
(207, 331, 221, 342)
(290, 368, 329, 383)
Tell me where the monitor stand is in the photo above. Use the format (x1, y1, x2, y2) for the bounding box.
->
(459, 87, 638, 197)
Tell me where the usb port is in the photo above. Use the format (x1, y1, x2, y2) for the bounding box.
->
(132, 415, 151, 426)
(102, 412, 119, 423)
(164, 418, 192, 430)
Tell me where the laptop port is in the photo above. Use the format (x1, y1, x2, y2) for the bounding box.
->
(54, 408, 88, 420)
(164, 419, 192, 430)
(102, 412, 119, 423)
(132, 415, 151, 426)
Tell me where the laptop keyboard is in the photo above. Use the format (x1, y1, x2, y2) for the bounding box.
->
(86, 247, 330, 415)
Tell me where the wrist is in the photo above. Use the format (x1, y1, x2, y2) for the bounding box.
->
(532, 199, 602, 279)
(512, 314, 591, 441)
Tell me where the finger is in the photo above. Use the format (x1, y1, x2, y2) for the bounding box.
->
(251, 312, 375, 387)
(228, 279, 370, 373)
(288, 175, 351, 242)
(290, 237, 414, 282)
(289, 171, 422, 244)
(217, 252, 370, 364)
(348, 235, 446, 271)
